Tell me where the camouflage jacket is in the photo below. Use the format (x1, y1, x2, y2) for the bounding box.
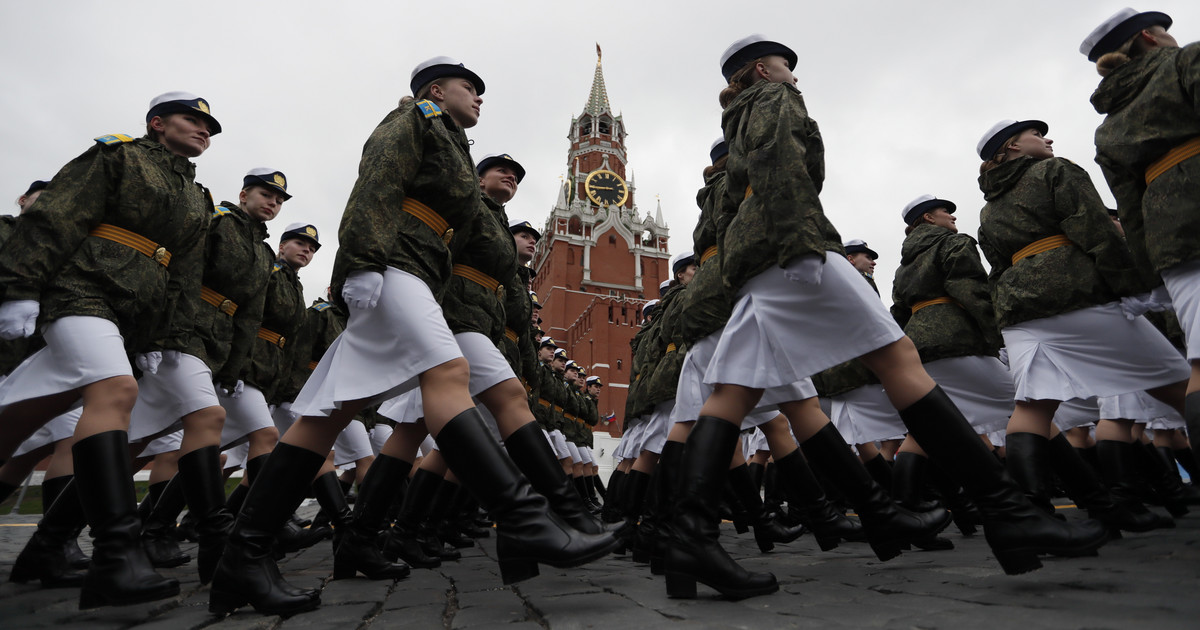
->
(890, 224, 1002, 363)
(244, 259, 306, 401)
(720, 81, 843, 295)
(623, 325, 649, 429)
(625, 297, 674, 421)
(331, 99, 482, 304)
(188, 201, 274, 386)
(977, 156, 1144, 329)
(1092, 43, 1200, 280)
(0, 215, 42, 375)
(679, 172, 735, 344)
(531, 361, 564, 434)
(275, 298, 346, 404)
(501, 265, 533, 375)
(0, 136, 208, 353)
(641, 284, 688, 408)
(813, 271, 879, 397)
(443, 194, 515, 342)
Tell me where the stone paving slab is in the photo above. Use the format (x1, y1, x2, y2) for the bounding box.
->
(1, 506, 1198, 629)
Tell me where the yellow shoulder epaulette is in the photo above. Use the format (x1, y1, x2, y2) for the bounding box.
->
(213, 206, 233, 218)
(95, 134, 135, 146)
(415, 99, 442, 119)
(312, 302, 333, 312)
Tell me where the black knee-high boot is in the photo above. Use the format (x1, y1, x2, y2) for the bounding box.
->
(10, 476, 86, 587)
(224, 482, 250, 517)
(431, 482, 476, 549)
(898, 387, 1109, 575)
(434, 408, 618, 584)
(384, 467, 445, 568)
(1135, 441, 1199, 512)
(601, 469, 626, 523)
(1154, 446, 1200, 500)
(0, 479, 17, 505)
(177, 446, 236, 584)
(800, 426, 950, 561)
(74, 431, 180, 609)
(141, 474, 192, 568)
(1095, 440, 1176, 527)
(647, 439, 685, 575)
(42, 474, 90, 569)
(208, 443, 324, 616)
(1173, 446, 1199, 482)
(1046, 434, 1167, 535)
(1004, 433, 1060, 517)
(664, 417, 777, 600)
(891, 452, 954, 551)
(504, 422, 609, 535)
(727, 463, 805, 553)
(593, 471, 606, 499)
(327, 455, 411, 581)
(863, 454, 895, 495)
(747, 461, 765, 496)
(615, 470, 650, 553)
(926, 458, 983, 537)
(773, 449, 865, 551)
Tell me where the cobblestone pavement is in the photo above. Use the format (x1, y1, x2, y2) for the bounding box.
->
(1, 504, 1197, 629)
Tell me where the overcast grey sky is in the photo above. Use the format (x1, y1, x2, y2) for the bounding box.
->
(2, 1, 1196, 303)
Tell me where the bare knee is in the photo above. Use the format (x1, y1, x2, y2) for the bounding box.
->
(82, 375, 139, 413)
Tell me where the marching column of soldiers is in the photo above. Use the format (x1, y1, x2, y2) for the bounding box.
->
(0, 7, 1198, 616)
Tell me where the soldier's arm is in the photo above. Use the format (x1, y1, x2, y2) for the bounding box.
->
(889, 278, 911, 329)
(1050, 160, 1144, 297)
(215, 257, 268, 387)
(153, 189, 211, 352)
(0, 144, 115, 302)
(976, 227, 1008, 303)
(1095, 153, 1160, 289)
(942, 235, 1003, 352)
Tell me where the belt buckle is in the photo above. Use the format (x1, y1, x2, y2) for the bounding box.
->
(441, 228, 454, 245)
(219, 299, 233, 313)
(277, 336, 286, 348)
(495, 284, 505, 301)
(153, 246, 169, 263)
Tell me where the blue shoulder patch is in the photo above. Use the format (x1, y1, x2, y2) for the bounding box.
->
(415, 99, 442, 119)
(312, 302, 333, 312)
(272, 261, 283, 273)
(94, 133, 135, 146)
(213, 206, 233, 218)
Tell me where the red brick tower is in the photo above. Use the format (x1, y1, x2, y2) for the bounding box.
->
(530, 46, 670, 435)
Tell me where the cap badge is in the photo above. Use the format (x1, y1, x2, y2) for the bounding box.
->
(197, 100, 210, 114)
(305, 226, 318, 238)
(274, 174, 286, 188)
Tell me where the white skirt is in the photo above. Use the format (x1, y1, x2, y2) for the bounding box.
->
(1161, 259, 1200, 360)
(923, 356, 1014, 435)
(549, 429, 571, 460)
(831, 384, 906, 444)
(565, 442, 582, 464)
(743, 428, 769, 459)
(615, 421, 645, 460)
(579, 445, 594, 464)
(456, 332, 517, 395)
(1099, 390, 1181, 426)
(12, 408, 81, 458)
(1052, 398, 1100, 431)
(333, 421, 374, 466)
(673, 328, 818, 424)
(222, 441, 249, 471)
(417, 434, 437, 458)
(705, 255, 904, 389)
(1002, 302, 1189, 402)
(292, 267, 463, 417)
(139, 430, 183, 458)
(128, 352, 220, 442)
(640, 400, 675, 455)
(272, 402, 298, 434)
(0, 316, 131, 412)
(369, 424, 393, 455)
(218, 384, 275, 449)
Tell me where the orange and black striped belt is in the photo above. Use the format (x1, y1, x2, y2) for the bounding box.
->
(453, 264, 504, 300)
(538, 398, 552, 408)
(666, 343, 677, 353)
(307, 360, 319, 371)
(744, 185, 753, 199)
(257, 327, 286, 348)
(700, 246, 719, 265)
(1146, 136, 1200, 185)
(1011, 235, 1074, 265)
(89, 223, 171, 267)
(553, 405, 564, 414)
(401, 197, 453, 244)
(504, 327, 519, 343)
(200, 286, 238, 316)
(911, 297, 961, 315)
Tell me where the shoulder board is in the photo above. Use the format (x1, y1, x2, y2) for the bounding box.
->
(94, 133, 135, 146)
(273, 261, 283, 273)
(415, 100, 442, 119)
(312, 302, 333, 312)
(213, 206, 233, 218)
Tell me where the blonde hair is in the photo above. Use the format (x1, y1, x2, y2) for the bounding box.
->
(702, 153, 729, 179)
(719, 59, 764, 108)
(979, 131, 1024, 174)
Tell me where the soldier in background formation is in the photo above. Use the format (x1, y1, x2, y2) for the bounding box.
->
(1, 6, 1199, 618)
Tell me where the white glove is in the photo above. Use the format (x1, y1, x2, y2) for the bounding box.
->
(782, 254, 825, 286)
(997, 347, 1009, 367)
(1120, 293, 1153, 320)
(0, 300, 39, 340)
(343, 271, 385, 310)
(1147, 285, 1173, 312)
(136, 351, 163, 374)
(218, 379, 245, 398)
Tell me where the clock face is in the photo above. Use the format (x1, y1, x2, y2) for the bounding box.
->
(585, 170, 629, 207)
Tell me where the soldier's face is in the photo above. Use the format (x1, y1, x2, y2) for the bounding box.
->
(530, 307, 540, 327)
(1009, 128, 1053, 160)
(756, 55, 797, 86)
(154, 113, 211, 158)
(675, 263, 697, 286)
(924, 207, 957, 233)
(552, 357, 565, 373)
(279, 237, 316, 268)
(433, 78, 482, 128)
(847, 252, 876, 275)
(240, 186, 286, 222)
(588, 384, 601, 396)
(513, 230, 537, 263)
(539, 346, 554, 362)
(480, 165, 519, 204)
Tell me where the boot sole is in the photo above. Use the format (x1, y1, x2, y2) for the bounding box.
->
(665, 571, 779, 600)
(499, 536, 621, 585)
(209, 588, 321, 617)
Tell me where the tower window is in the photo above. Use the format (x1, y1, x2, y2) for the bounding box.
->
(608, 235, 616, 245)
(569, 216, 583, 235)
(598, 119, 611, 135)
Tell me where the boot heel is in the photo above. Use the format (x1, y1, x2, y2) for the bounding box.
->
(665, 572, 697, 599)
(814, 536, 840, 552)
(869, 540, 902, 562)
(755, 537, 775, 553)
(208, 587, 248, 615)
(993, 549, 1042, 575)
(498, 558, 539, 584)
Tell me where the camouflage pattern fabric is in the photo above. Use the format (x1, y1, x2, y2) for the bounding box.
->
(977, 156, 1144, 329)
(443, 194, 515, 343)
(813, 271, 879, 398)
(890, 223, 1002, 363)
(0, 215, 42, 375)
(244, 259, 306, 402)
(275, 297, 346, 405)
(679, 172, 734, 345)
